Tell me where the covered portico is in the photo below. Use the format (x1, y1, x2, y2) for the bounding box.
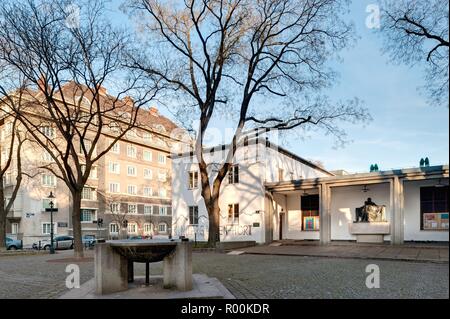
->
(265, 165, 449, 245)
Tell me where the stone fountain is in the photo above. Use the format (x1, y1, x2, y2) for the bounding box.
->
(95, 239, 192, 295)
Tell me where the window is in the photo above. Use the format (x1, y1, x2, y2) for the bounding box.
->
(189, 171, 199, 189)
(144, 168, 152, 179)
(127, 185, 137, 195)
(42, 150, 54, 162)
(127, 222, 138, 234)
(143, 223, 153, 235)
(127, 145, 137, 158)
(43, 198, 57, 210)
(152, 205, 159, 215)
(11, 223, 19, 235)
(80, 139, 92, 154)
(158, 223, 167, 233)
(109, 223, 119, 234)
(109, 122, 120, 134)
(227, 204, 239, 224)
(159, 206, 167, 216)
(128, 204, 137, 214)
(143, 187, 153, 197)
(278, 168, 284, 182)
(89, 166, 98, 179)
(144, 205, 152, 215)
(143, 150, 152, 162)
(159, 188, 167, 198)
(108, 162, 120, 174)
(109, 182, 120, 193)
(42, 223, 57, 235)
(110, 203, 120, 213)
(420, 186, 449, 230)
(81, 187, 96, 200)
(42, 174, 56, 187)
(81, 209, 96, 222)
(40, 126, 55, 138)
(143, 132, 152, 142)
(126, 129, 137, 139)
(158, 153, 166, 164)
(158, 170, 167, 182)
(228, 165, 239, 184)
(189, 206, 199, 225)
(301, 195, 320, 231)
(110, 141, 120, 154)
(127, 166, 137, 176)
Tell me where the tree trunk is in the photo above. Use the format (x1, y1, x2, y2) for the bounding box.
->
(0, 188, 6, 250)
(71, 190, 84, 258)
(206, 196, 221, 247)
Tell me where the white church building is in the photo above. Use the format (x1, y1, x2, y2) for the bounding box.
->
(171, 139, 449, 245)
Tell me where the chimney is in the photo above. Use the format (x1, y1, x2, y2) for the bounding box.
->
(123, 96, 135, 107)
(149, 106, 159, 115)
(97, 85, 107, 96)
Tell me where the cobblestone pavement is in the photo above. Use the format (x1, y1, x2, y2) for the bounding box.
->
(0, 250, 448, 299)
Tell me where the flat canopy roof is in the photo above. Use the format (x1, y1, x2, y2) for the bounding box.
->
(265, 165, 449, 192)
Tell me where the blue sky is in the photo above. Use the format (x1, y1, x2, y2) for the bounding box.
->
(108, 0, 449, 173)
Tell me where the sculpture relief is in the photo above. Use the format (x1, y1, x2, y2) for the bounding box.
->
(355, 198, 386, 223)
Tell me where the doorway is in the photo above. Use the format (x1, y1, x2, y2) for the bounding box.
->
(279, 212, 285, 240)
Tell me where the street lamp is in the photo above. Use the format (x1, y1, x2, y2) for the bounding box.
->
(48, 191, 55, 254)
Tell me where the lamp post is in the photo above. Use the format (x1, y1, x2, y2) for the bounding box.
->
(48, 192, 55, 254)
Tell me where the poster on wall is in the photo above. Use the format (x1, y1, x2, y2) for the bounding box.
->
(423, 213, 449, 230)
(303, 216, 320, 231)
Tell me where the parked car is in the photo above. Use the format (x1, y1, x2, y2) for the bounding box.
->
(32, 236, 74, 250)
(82, 235, 96, 247)
(5, 237, 22, 250)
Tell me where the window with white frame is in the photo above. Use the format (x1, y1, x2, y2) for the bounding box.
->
(144, 205, 152, 215)
(109, 223, 119, 234)
(189, 206, 199, 225)
(11, 223, 19, 234)
(127, 165, 137, 176)
(188, 171, 199, 189)
(42, 223, 57, 235)
(40, 126, 55, 138)
(42, 150, 54, 162)
(143, 223, 153, 235)
(127, 145, 137, 158)
(158, 153, 166, 164)
(143, 168, 152, 179)
(108, 162, 120, 174)
(80, 139, 92, 154)
(128, 204, 137, 214)
(42, 198, 57, 210)
(89, 166, 98, 179)
(159, 206, 167, 216)
(159, 188, 167, 198)
(42, 174, 56, 187)
(158, 170, 167, 182)
(228, 165, 239, 184)
(126, 129, 138, 139)
(110, 202, 120, 213)
(127, 222, 138, 234)
(143, 150, 152, 162)
(127, 185, 137, 195)
(81, 187, 96, 200)
(81, 209, 96, 222)
(158, 222, 167, 233)
(143, 132, 152, 142)
(227, 203, 239, 224)
(143, 187, 152, 197)
(109, 182, 120, 193)
(110, 141, 120, 154)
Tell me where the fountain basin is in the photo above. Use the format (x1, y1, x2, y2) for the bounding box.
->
(109, 239, 177, 263)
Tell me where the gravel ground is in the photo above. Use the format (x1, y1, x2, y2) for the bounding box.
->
(0, 250, 448, 299)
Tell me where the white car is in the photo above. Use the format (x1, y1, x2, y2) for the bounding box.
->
(33, 236, 74, 250)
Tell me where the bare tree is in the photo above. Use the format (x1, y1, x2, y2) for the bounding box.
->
(0, 0, 158, 257)
(0, 112, 25, 250)
(126, 0, 370, 246)
(379, 0, 449, 107)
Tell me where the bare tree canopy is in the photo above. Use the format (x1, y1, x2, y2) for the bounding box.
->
(0, 0, 158, 257)
(126, 0, 370, 245)
(379, 0, 449, 107)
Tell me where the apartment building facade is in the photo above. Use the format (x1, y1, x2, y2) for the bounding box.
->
(1, 86, 188, 245)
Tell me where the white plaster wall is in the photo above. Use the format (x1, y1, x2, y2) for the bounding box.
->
(404, 179, 449, 242)
(330, 183, 391, 241)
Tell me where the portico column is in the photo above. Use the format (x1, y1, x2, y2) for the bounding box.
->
(319, 183, 331, 244)
(390, 176, 404, 245)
